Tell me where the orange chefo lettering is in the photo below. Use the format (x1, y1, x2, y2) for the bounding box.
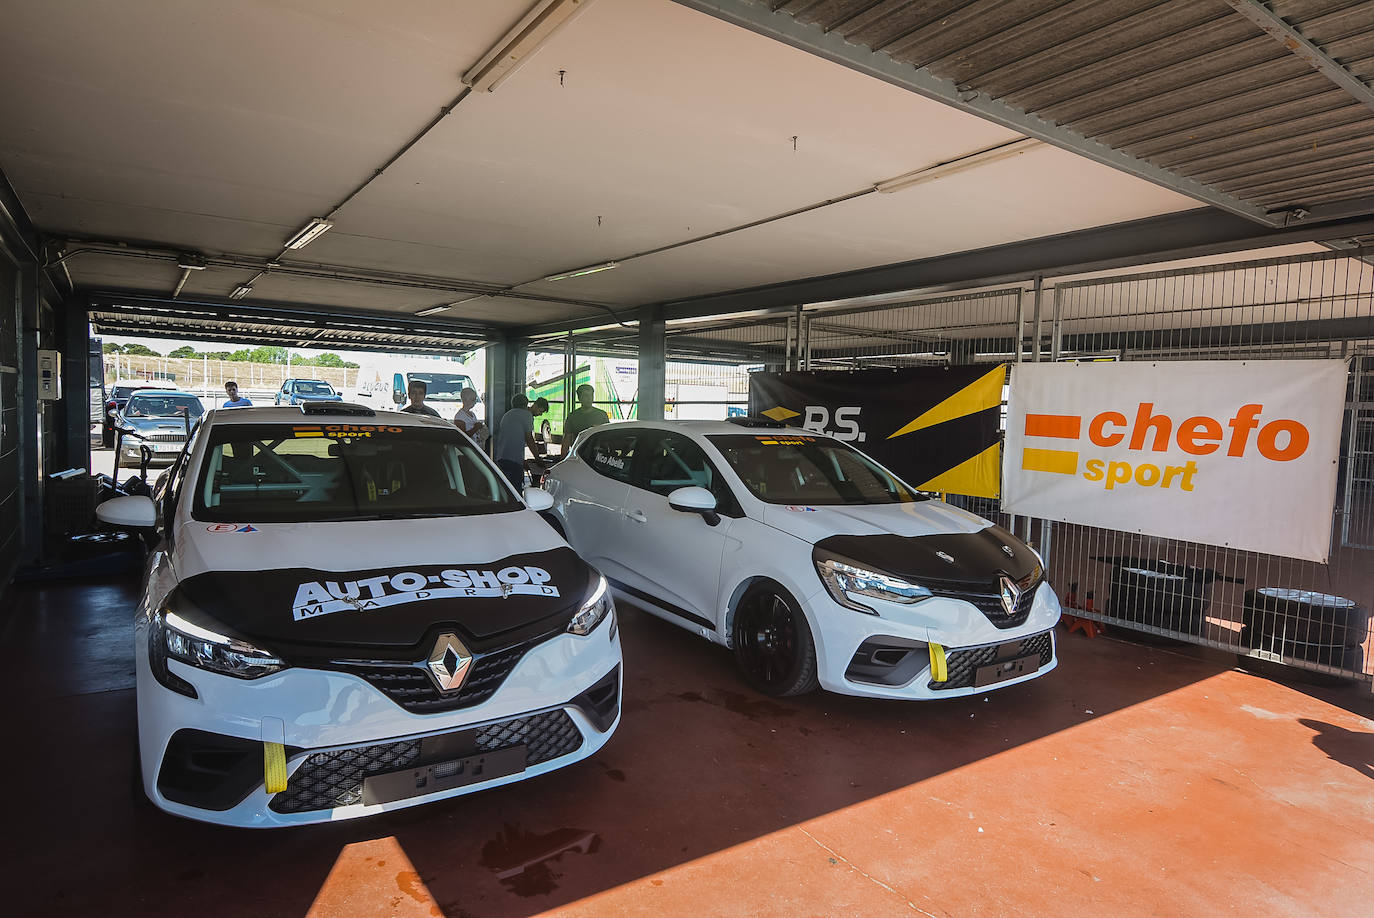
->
(1082, 403, 1309, 461)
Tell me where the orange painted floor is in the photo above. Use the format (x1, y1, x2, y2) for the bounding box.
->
(3, 575, 1371, 917)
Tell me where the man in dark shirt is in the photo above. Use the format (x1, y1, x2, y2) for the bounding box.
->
(561, 384, 609, 455)
(400, 379, 440, 417)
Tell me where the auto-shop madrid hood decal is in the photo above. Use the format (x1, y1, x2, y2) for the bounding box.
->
(292, 564, 559, 621)
(175, 547, 588, 648)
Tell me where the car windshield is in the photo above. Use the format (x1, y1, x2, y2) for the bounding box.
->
(111, 385, 147, 399)
(193, 423, 520, 522)
(409, 372, 472, 401)
(294, 381, 336, 396)
(125, 394, 204, 418)
(707, 433, 923, 505)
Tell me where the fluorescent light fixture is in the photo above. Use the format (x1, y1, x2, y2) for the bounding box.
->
(542, 261, 617, 282)
(415, 295, 487, 317)
(176, 253, 207, 270)
(229, 284, 254, 300)
(875, 138, 1042, 194)
(463, 0, 594, 93)
(283, 217, 334, 250)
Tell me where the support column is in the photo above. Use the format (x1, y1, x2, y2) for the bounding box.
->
(17, 265, 42, 564)
(637, 306, 665, 421)
(484, 333, 527, 446)
(58, 296, 89, 472)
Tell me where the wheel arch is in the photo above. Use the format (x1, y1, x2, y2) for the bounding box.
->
(723, 575, 800, 650)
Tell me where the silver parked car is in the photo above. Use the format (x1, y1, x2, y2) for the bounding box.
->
(115, 390, 204, 469)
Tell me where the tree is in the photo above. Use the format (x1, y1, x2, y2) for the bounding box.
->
(101, 341, 124, 354)
(228, 349, 252, 362)
(249, 345, 288, 364)
(168, 346, 197, 359)
(122, 344, 160, 357)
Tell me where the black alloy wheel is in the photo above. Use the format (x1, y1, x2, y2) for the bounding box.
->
(732, 584, 818, 697)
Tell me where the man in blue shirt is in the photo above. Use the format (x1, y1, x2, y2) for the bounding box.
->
(222, 381, 252, 408)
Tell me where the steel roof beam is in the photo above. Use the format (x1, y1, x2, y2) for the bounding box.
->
(517, 207, 1374, 337)
(671, 0, 1281, 227)
(1223, 0, 1374, 116)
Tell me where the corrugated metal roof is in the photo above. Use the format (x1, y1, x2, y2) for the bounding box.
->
(766, 0, 1374, 221)
(88, 296, 489, 357)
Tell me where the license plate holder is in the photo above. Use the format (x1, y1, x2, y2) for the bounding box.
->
(974, 653, 1039, 687)
(361, 744, 527, 805)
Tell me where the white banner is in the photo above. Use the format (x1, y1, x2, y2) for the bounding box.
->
(1003, 360, 1348, 562)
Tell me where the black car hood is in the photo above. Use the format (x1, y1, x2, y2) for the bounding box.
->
(174, 547, 592, 655)
(815, 524, 1039, 590)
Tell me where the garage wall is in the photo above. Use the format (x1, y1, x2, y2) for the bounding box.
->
(0, 249, 18, 588)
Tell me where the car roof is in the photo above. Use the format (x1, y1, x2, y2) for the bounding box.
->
(111, 378, 175, 388)
(125, 389, 192, 398)
(202, 404, 450, 429)
(590, 419, 819, 438)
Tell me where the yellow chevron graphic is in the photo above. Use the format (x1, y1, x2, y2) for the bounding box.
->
(761, 405, 801, 422)
(887, 364, 1006, 439)
(917, 442, 1001, 499)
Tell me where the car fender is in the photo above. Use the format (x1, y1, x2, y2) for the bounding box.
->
(715, 520, 822, 647)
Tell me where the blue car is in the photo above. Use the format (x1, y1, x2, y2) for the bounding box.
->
(275, 378, 343, 406)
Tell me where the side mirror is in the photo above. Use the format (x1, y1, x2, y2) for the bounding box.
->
(392, 389, 405, 405)
(97, 495, 158, 529)
(523, 488, 555, 512)
(668, 486, 720, 526)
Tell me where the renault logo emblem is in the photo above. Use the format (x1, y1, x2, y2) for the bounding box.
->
(998, 576, 1021, 617)
(426, 633, 473, 693)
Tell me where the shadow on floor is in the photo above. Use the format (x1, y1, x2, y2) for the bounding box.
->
(1299, 718, 1374, 781)
(0, 575, 1338, 917)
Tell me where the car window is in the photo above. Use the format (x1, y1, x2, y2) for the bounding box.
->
(707, 433, 922, 506)
(579, 429, 638, 483)
(293, 380, 336, 396)
(126, 394, 205, 418)
(634, 431, 737, 512)
(194, 423, 520, 522)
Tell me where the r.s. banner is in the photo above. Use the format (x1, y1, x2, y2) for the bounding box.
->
(1003, 360, 1347, 562)
(749, 366, 1005, 498)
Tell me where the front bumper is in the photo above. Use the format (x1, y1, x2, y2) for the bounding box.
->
(801, 581, 1062, 700)
(135, 616, 622, 827)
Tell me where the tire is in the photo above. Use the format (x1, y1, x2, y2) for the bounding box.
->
(540, 420, 553, 444)
(731, 583, 819, 697)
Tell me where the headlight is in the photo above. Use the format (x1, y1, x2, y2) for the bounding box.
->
(150, 603, 287, 696)
(815, 553, 932, 615)
(568, 574, 614, 636)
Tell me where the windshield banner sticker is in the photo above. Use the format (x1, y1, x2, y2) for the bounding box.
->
(292, 566, 560, 621)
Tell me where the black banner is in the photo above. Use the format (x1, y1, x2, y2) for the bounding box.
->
(748, 366, 1005, 497)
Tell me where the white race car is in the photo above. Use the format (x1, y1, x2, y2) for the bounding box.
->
(544, 418, 1060, 699)
(97, 404, 621, 827)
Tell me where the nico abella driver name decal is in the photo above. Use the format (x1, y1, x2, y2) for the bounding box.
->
(292, 566, 560, 621)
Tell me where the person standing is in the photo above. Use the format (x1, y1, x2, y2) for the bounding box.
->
(400, 379, 440, 417)
(494, 394, 545, 489)
(222, 381, 252, 408)
(560, 383, 609, 455)
(452, 387, 488, 448)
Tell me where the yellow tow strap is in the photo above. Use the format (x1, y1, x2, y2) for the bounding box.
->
(928, 642, 948, 683)
(264, 742, 288, 794)
(262, 716, 288, 794)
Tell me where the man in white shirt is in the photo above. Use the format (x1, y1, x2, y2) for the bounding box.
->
(452, 387, 488, 448)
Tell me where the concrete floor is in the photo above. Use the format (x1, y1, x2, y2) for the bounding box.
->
(2, 574, 1371, 918)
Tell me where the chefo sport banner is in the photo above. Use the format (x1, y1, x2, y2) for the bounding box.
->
(749, 366, 1005, 498)
(1003, 360, 1347, 562)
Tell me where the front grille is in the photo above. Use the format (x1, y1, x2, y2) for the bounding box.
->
(269, 709, 583, 814)
(933, 573, 1040, 630)
(138, 432, 186, 442)
(930, 631, 1053, 691)
(335, 640, 544, 714)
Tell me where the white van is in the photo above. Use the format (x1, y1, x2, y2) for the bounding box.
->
(350, 359, 481, 417)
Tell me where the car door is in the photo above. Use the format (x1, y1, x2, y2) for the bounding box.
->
(612, 430, 735, 634)
(276, 381, 289, 405)
(558, 427, 639, 581)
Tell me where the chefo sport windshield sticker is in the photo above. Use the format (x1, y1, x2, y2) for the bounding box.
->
(292, 423, 405, 440)
(292, 566, 560, 621)
(754, 434, 816, 446)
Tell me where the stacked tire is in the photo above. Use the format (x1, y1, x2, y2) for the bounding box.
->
(1241, 588, 1367, 679)
(1108, 561, 1214, 637)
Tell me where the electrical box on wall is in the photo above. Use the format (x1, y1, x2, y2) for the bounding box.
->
(37, 349, 61, 401)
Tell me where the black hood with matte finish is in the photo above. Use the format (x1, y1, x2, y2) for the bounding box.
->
(174, 547, 593, 656)
(814, 525, 1039, 590)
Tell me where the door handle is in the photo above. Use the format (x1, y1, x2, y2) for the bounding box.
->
(625, 509, 648, 523)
